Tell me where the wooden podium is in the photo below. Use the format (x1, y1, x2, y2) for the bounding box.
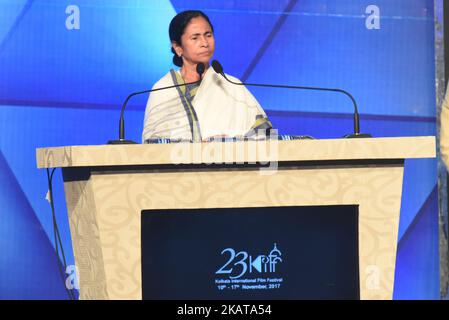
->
(36, 136, 436, 300)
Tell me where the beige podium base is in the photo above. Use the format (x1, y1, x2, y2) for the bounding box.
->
(37, 137, 436, 299)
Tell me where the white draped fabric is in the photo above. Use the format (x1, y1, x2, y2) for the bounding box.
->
(142, 67, 270, 143)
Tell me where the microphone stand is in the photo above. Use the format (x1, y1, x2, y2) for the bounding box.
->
(108, 63, 206, 144)
(211, 60, 372, 138)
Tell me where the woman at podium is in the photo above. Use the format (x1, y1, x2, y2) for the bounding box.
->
(142, 10, 272, 143)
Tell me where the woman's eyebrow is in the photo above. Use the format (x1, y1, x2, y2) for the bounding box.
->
(190, 31, 213, 37)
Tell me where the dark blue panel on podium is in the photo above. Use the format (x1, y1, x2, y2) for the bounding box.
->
(141, 205, 359, 300)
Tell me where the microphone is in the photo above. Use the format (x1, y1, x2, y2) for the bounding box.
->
(196, 62, 205, 80)
(211, 60, 371, 138)
(108, 63, 206, 144)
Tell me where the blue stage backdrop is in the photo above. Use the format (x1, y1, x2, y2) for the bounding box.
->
(0, 0, 439, 299)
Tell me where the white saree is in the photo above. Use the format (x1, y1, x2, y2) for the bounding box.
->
(142, 67, 271, 143)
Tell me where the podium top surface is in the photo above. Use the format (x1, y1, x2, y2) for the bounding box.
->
(36, 136, 436, 169)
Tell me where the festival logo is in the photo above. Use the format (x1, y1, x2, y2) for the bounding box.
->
(214, 243, 284, 292)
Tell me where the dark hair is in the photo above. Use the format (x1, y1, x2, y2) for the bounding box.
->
(169, 10, 214, 67)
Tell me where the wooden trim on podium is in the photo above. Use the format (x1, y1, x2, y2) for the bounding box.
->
(37, 136, 436, 169)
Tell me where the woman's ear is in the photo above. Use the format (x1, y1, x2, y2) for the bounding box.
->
(172, 41, 182, 57)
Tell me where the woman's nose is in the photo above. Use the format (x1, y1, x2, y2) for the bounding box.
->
(200, 36, 209, 47)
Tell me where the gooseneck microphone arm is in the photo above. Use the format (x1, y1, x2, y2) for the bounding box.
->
(108, 63, 206, 144)
(211, 60, 371, 138)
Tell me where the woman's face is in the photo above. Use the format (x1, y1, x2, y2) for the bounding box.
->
(173, 17, 215, 66)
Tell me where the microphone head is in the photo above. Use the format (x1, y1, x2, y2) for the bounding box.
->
(211, 60, 224, 74)
(196, 63, 205, 78)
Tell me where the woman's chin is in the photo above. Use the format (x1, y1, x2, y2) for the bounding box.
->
(196, 56, 212, 64)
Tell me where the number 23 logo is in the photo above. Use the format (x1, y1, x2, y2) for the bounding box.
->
(216, 248, 249, 279)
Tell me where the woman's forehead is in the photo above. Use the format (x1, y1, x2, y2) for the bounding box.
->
(184, 17, 212, 35)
